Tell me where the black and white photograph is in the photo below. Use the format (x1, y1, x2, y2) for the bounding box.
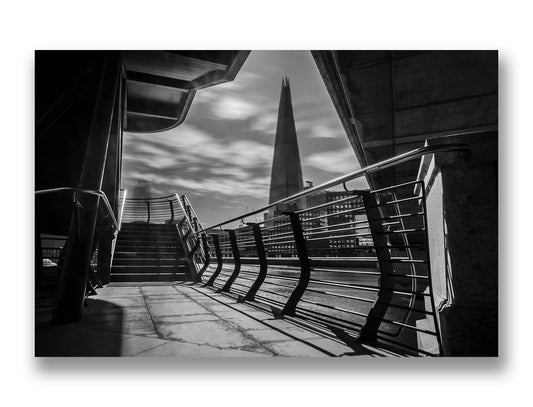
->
(35, 50, 497, 357)
(4, 0, 532, 405)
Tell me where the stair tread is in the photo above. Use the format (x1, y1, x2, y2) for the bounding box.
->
(111, 226, 191, 282)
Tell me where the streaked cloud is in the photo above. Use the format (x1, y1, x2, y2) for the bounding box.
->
(306, 123, 345, 139)
(121, 51, 366, 226)
(250, 111, 278, 133)
(304, 147, 360, 174)
(210, 96, 261, 120)
(173, 176, 270, 199)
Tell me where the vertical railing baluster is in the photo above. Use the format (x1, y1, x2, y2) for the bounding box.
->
(205, 234, 223, 286)
(358, 191, 395, 342)
(168, 199, 174, 223)
(281, 212, 311, 316)
(221, 229, 241, 292)
(146, 200, 150, 224)
(242, 223, 267, 302)
(196, 234, 211, 283)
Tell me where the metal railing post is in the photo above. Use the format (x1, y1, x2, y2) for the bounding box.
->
(196, 234, 211, 283)
(358, 191, 396, 342)
(146, 200, 151, 223)
(175, 217, 197, 281)
(241, 223, 268, 302)
(205, 234, 223, 286)
(221, 229, 241, 292)
(168, 199, 174, 223)
(281, 212, 311, 316)
(192, 217, 199, 232)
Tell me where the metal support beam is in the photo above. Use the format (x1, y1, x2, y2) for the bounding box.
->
(97, 75, 123, 284)
(205, 234, 222, 286)
(242, 223, 267, 302)
(358, 192, 396, 342)
(281, 212, 311, 316)
(53, 53, 121, 323)
(221, 229, 241, 292)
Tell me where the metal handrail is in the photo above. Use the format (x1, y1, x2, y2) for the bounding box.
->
(125, 194, 176, 201)
(175, 193, 192, 226)
(118, 189, 127, 231)
(120, 194, 183, 224)
(182, 195, 203, 230)
(197, 143, 469, 232)
(175, 193, 206, 272)
(35, 187, 119, 230)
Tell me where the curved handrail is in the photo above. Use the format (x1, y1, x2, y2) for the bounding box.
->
(174, 193, 206, 274)
(35, 187, 119, 230)
(197, 143, 469, 232)
(125, 194, 177, 201)
(182, 195, 203, 231)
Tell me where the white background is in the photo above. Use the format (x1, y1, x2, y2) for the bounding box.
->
(1, 1, 529, 406)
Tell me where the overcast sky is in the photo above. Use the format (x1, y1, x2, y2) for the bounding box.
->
(121, 50, 367, 227)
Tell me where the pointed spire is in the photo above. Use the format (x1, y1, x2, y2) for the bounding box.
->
(268, 77, 304, 210)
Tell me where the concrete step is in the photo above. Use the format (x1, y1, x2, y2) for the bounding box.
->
(111, 265, 188, 274)
(109, 273, 187, 282)
(115, 244, 182, 252)
(116, 238, 179, 245)
(119, 226, 178, 233)
(112, 258, 188, 266)
(118, 233, 178, 240)
(120, 223, 177, 231)
(113, 251, 183, 259)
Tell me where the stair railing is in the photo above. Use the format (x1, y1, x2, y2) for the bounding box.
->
(35, 187, 120, 295)
(180, 195, 207, 265)
(35, 187, 119, 231)
(120, 194, 179, 224)
(174, 193, 201, 280)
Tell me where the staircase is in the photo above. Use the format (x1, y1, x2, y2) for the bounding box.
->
(110, 223, 190, 282)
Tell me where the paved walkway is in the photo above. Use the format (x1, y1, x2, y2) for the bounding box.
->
(36, 283, 377, 357)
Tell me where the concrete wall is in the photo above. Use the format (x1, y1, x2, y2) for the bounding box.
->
(313, 51, 498, 189)
(418, 131, 498, 356)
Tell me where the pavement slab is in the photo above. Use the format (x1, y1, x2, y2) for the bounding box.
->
(35, 283, 376, 357)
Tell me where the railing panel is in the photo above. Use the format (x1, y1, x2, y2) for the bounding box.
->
(176, 145, 466, 355)
(187, 184, 442, 355)
(121, 195, 183, 225)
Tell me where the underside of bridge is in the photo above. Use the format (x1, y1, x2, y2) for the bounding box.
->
(35, 50, 498, 357)
(312, 51, 497, 189)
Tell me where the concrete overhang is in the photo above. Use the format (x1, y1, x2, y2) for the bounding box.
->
(123, 50, 250, 133)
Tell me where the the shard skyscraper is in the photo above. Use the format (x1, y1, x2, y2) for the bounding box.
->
(268, 77, 305, 216)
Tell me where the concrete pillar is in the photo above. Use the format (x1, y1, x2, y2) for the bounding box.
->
(417, 131, 498, 356)
(96, 71, 123, 285)
(52, 53, 121, 323)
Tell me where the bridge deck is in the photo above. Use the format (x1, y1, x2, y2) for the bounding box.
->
(36, 283, 381, 357)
